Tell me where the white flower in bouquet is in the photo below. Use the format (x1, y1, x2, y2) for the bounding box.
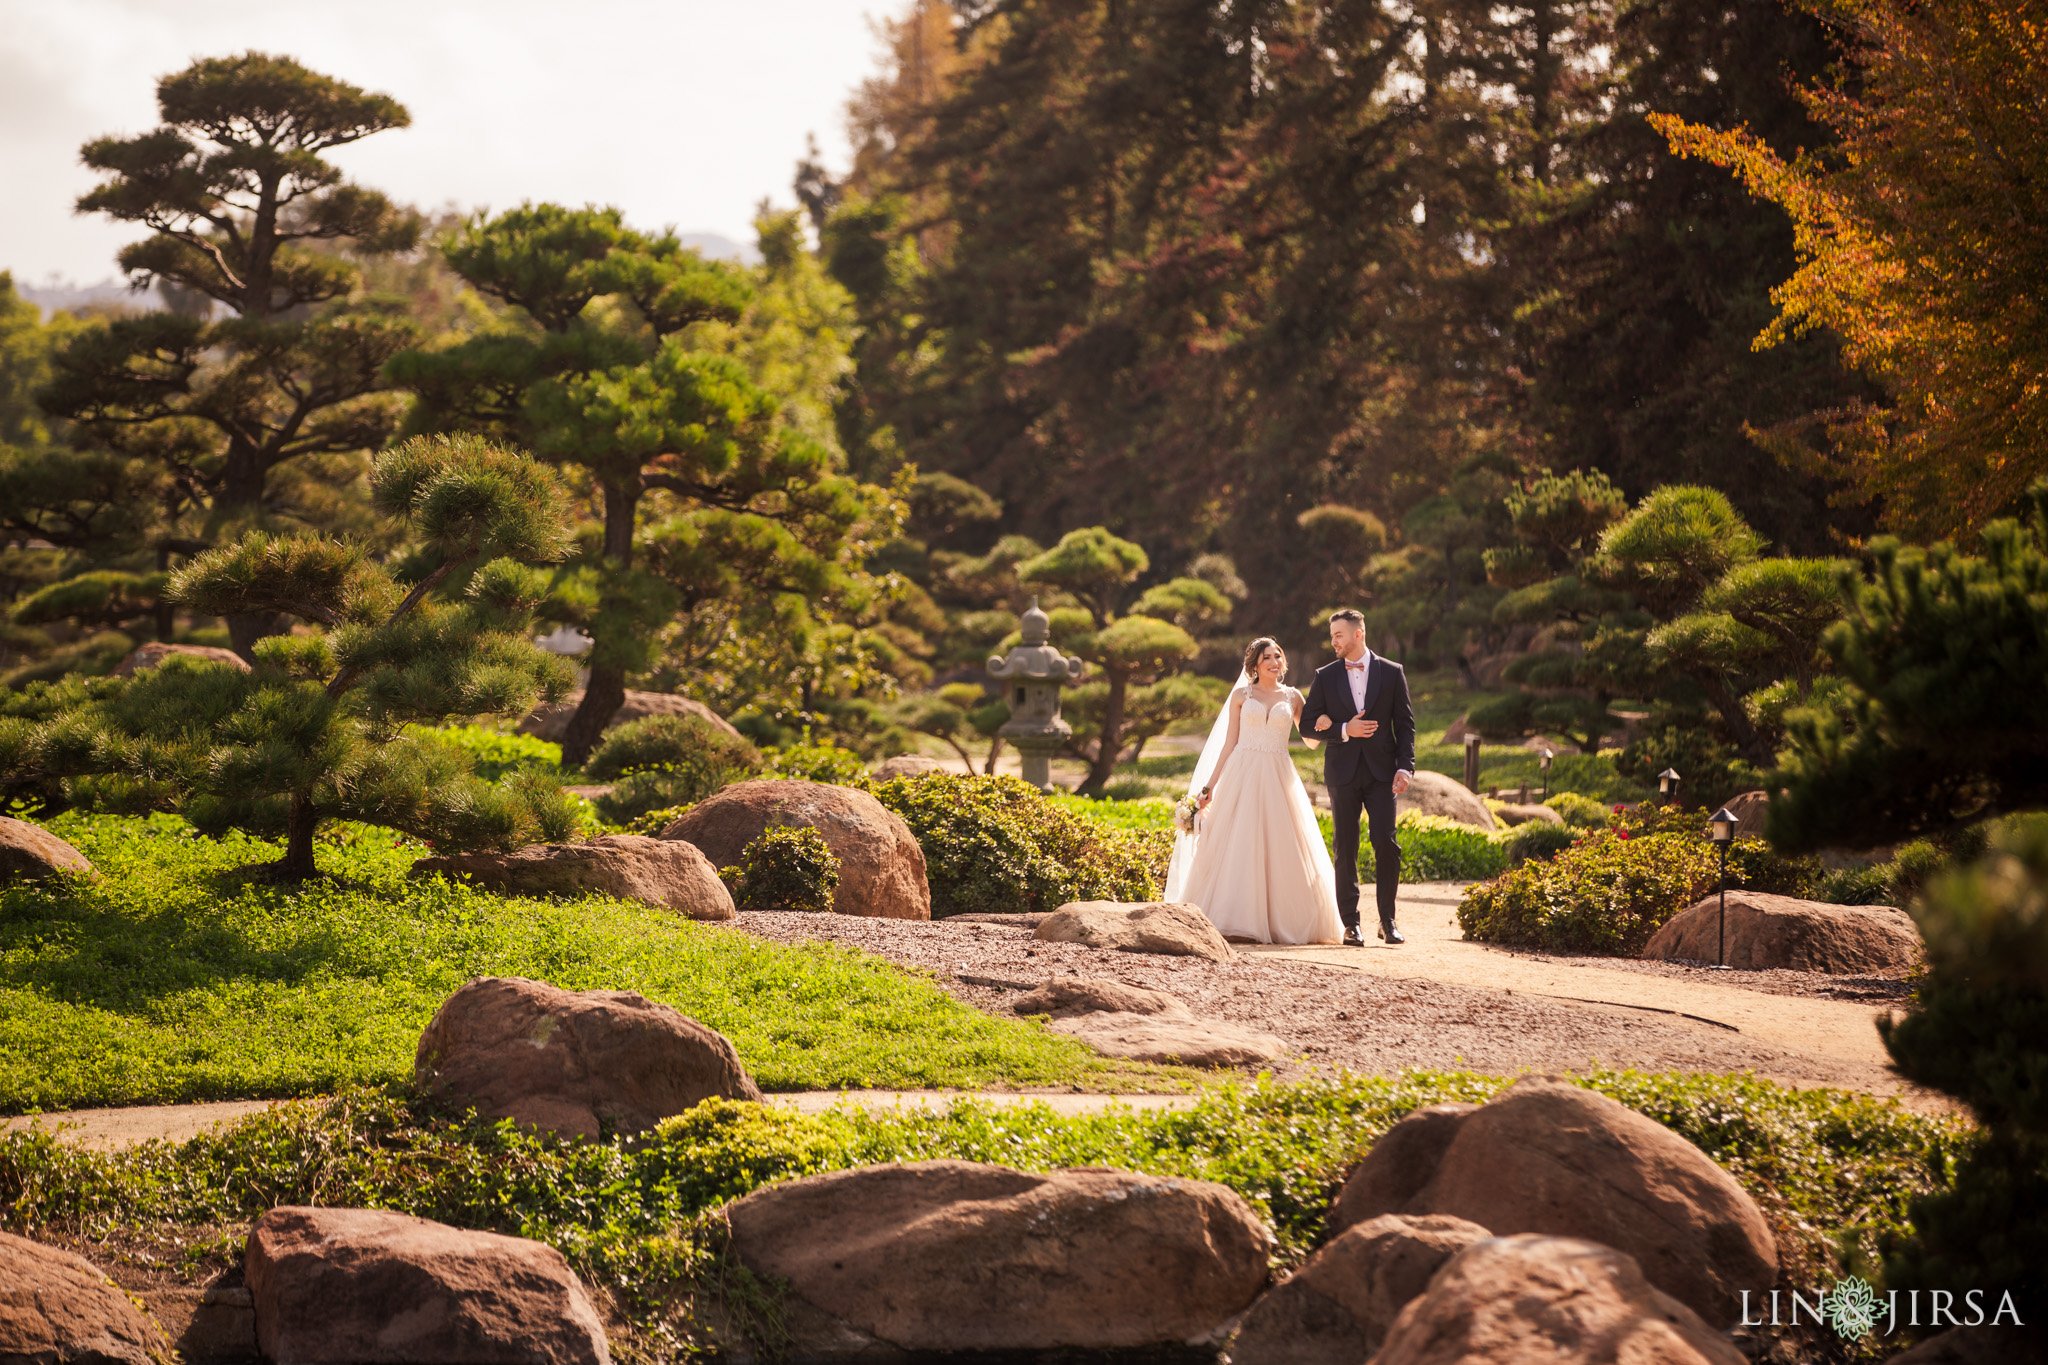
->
(1173, 794, 1203, 833)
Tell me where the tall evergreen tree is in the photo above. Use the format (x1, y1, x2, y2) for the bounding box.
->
(35, 52, 425, 656)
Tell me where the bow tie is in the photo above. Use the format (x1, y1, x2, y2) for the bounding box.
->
(1345, 660, 1366, 671)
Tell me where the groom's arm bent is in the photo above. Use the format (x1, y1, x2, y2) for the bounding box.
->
(1298, 669, 1333, 745)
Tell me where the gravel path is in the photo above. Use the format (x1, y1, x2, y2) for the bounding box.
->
(730, 904, 1934, 1104)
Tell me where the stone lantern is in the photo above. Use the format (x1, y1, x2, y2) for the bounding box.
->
(986, 596, 1085, 792)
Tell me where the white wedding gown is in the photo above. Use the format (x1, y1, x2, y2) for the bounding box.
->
(1178, 694, 1344, 945)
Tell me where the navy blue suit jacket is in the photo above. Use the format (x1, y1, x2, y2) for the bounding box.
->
(1298, 653, 1416, 787)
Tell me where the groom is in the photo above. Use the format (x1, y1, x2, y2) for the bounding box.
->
(1299, 609, 1415, 946)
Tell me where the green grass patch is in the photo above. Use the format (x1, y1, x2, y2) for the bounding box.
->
(0, 813, 1182, 1112)
(0, 1071, 1970, 1359)
(419, 724, 565, 782)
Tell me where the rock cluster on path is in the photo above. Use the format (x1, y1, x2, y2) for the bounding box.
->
(0, 816, 93, 884)
(1229, 1213, 1490, 1365)
(1032, 899, 1234, 961)
(1012, 974, 1287, 1066)
(415, 976, 759, 1140)
(246, 1206, 610, 1365)
(1329, 1078, 1777, 1328)
(723, 1159, 1271, 1354)
(520, 688, 744, 743)
(410, 834, 734, 919)
(660, 779, 930, 920)
(111, 640, 250, 676)
(1395, 769, 1496, 830)
(1369, 1234, 1747, 1365)
(1645, 890, 1922, 975)
(0, 1230, 169, 1365)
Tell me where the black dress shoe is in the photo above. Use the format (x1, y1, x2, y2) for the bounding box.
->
(1382, 923, 1406, 945)
(1342, 926, 1365, 948)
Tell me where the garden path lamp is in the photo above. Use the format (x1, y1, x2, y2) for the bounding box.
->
(1658, 767, 1682, 806)
(986, 597, 1085, 793)
(1540, 748, 1554, 802)
(1708, 806, 1738, 970)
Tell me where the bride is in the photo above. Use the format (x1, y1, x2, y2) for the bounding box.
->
(1164, 637, 1344, 945)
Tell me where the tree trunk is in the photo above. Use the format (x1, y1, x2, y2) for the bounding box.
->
(983, 736, 1005, 775)
(560, 664, 627, 769)
(278, 792, 319, 881)
(558, 479, 640, 769)
(1079, 668, 1130, 795)
(154, 546, 175, 642)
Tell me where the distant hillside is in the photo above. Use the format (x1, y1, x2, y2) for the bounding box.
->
(15, 230, 759, 319)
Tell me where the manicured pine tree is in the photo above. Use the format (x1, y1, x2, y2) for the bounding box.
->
(0, 435, 579, 881)
(36, 52, 427, 657)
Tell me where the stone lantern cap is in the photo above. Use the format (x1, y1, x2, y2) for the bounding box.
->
(987, 597, 1085, 682)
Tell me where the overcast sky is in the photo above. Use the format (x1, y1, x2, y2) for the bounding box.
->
(0, 0, 884, 285)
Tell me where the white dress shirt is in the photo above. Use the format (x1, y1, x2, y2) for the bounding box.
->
(1343, 650, 1370, 734)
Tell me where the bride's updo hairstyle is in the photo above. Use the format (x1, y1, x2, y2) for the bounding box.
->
(1243, 636, 1284, 682)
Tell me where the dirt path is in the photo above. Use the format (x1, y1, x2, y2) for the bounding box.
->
(1250, 885, 1900, 1074)
(0, 1091, 1204, 1152)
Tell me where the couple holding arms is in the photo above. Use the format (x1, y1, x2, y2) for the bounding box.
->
(1163, 610, 1415, 948)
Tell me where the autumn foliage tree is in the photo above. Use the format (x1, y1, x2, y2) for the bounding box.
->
(1654, 0, 2048, 536)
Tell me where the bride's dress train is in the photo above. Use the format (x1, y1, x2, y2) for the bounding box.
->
(1173, 695, 1343, 945)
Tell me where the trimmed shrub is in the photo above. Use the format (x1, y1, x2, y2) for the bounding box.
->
(583, 715, 763, 824)
(1501, 819, 1576, 866)
(722, 825, 840, 913)
(1361, 812, 1510, 882)
(1458, 825, 1822, 955)
(1544, 791, 1610, 829)
(868, 772, 1163, 917)
(765, 743, 871, 787)
(423, 725, 563, 782)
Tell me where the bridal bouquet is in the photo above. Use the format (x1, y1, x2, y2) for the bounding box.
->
(1173, 794, 1203, 834)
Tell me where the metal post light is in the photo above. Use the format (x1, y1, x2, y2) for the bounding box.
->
(1464, 732, 1482, 793)
(1708, 806, 1738, 970)
(1658, 767, 1682, 806)
(1540, 748, 1554, 802)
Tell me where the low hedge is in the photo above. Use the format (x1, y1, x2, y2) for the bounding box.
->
(866, 772, 1167, 916)
(583, 715, 764, 824)
(723, 825, 839, 913)
(1457, 807, 1823, 954)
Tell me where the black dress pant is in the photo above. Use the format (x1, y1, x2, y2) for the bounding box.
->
(1329, 775, 1400, 931)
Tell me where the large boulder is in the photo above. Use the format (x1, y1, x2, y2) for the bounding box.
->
(0, 817, 94, 884)
(659, 779, 929, 920)
(1329, 1078, 1776, 1329)
(1644, 891, 1922, 975)
(1395, 769, 1496, 830)
(1723, 788, 1771, 833)
(1885, 1327, 2037, 1364)
(1492, 802, 1564, 827)
(246, 1206, 609, 1365)
(111, 641, 250, 677)
(1230, 1214, 1491, 1365)
(415, 976, 760, 1140)
(0, 1230, 169, 1365)
(1033, 900, 1233, 962)
(519, 688, 743, 744)
(1012, 975, 1286, 1066)
(873, 753, 946, 778)
(724, 1160, 1271, 1353)
(1371, 1234, 1746, 1365)
(410, 834, 733, 920)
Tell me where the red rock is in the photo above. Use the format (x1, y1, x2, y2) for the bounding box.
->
(415, 976, 760, 1140)
(245, 1206, 609, 1365)
(659, 779, 929, 920)
(1230, 1213, 1491, 1365)
(1371, 1234, 1747, 1364)
(111, 641, 250, 677)
(1331, 1079, 1777, 1329)
(725, 1160, 1271, 1352)
(1644, 890, 1921, 974)
(0, 1231, 169, 1365)
(519, 689, 742, 743)
(409, 834, 733, 919)
(0, 817, 94, 883)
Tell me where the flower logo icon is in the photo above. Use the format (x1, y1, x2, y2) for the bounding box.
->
(1821, 1276, 1880, 1340)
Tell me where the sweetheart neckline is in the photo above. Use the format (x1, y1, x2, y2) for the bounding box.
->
(1242, 693, 1294, 719)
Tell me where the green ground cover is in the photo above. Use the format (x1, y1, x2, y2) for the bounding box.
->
(0, 1072, 1970, 1359)
(0, 813, 1180, 1113)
